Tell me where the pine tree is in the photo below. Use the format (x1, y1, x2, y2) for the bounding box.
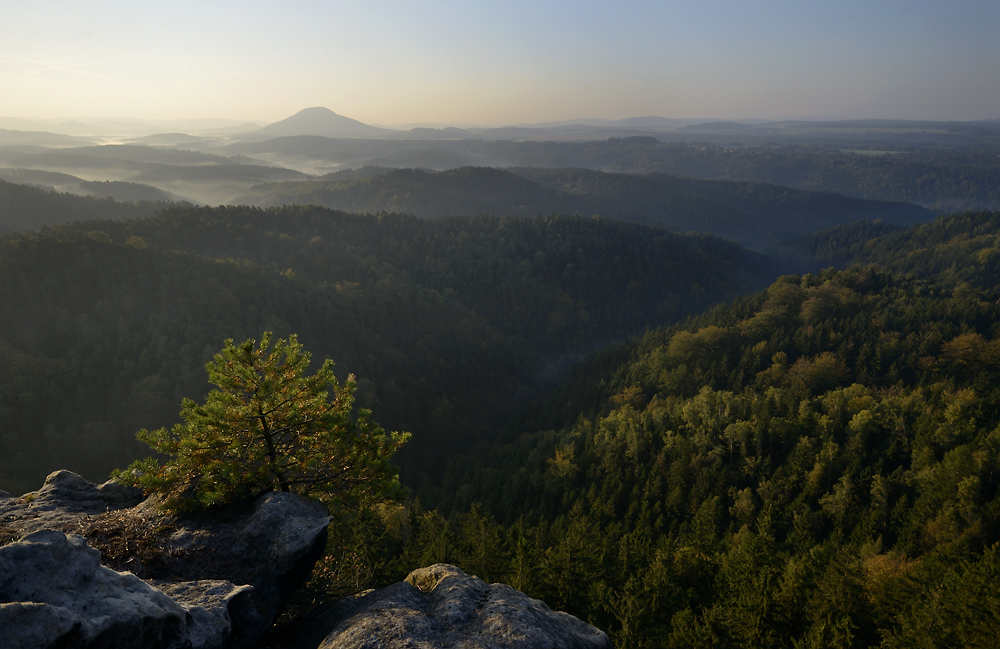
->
(115, 332, 409, 512)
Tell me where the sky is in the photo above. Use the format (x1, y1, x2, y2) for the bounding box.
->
(1, 0, 997, 127)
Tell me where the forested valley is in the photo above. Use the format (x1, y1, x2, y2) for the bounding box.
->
(389, 224, 1000, 646)
(3, 145, 1000, 647)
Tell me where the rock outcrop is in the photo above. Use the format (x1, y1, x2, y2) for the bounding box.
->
(0, 469, 146, 534)
(0, 470, 330, 649)
(0, 529, 190, 649)
(2, 473, 614, 649)
(295, 564, 613, 649)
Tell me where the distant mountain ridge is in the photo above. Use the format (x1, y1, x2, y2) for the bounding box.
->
(0, 129, 95, 147)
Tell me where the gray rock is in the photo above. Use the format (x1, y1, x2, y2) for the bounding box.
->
(0, 470, 146, 537)
(0, 529, 189, 649)
(301, 564, 612, 649)
(153, 580, 257, 649)
(148, 491, 330, 644)
(0, 472, 331, 649)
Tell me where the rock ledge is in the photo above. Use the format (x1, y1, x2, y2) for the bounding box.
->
(0, 470, 330, 649)
(298, 563, 613, 649)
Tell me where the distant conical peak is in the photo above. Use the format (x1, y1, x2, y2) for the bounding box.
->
(296, 107, 340, 116)
(257, 107, 385, 137)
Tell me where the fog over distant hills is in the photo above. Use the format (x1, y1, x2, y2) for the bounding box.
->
(3, 106, 999, 212)
(4, 108, 1000, 148)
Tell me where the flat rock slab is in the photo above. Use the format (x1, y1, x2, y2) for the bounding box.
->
(303, 564, 613, 649)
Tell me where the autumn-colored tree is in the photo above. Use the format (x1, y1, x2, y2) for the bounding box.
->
(116, 332, 409, 512)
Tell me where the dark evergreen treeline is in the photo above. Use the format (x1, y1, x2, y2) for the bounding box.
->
(499, 140, 1000, 212)
(234, 166, 933, 250)
(0, 179, 168, 234)
(610, 146, 1000, 213)
(513, 167, 931, 249)
(775, 210, 1000, 282)
(372, 263, 1000, 647)
(0, 203, 776, 495)
(235, 166, 587, 220)
(77, 180, 182, 203)
(769, 219, 907, 271)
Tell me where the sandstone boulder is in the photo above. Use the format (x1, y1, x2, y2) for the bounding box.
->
(0, 469, 145, 535)
(296, 564, 613, 649)
(0, 529, 189, 649)
(0, 471, 331, 649)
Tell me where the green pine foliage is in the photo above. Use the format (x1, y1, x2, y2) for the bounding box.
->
(114, 333, 408, 512)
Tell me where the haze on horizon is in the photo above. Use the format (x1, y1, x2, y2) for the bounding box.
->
(1, 0, 997, 128)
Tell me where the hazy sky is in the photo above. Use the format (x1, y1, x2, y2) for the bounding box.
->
(1, 0, 997, 126)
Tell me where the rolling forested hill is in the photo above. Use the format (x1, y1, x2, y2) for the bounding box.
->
(610, 145, 1000, 213)
(76, 180, 186, 203)
(0, 201, 778, 495)
(0, 145, 307, 204)
(222, 136, 1000, 211)
(512, 141, 1000, 212)
(233, 166, 933, 250)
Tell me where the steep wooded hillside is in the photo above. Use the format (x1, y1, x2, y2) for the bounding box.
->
(396, 261, 1000, 647)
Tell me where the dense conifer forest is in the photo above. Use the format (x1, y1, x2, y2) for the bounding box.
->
(366, 225, 1000, 646)
(0, 179, 167, 234)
